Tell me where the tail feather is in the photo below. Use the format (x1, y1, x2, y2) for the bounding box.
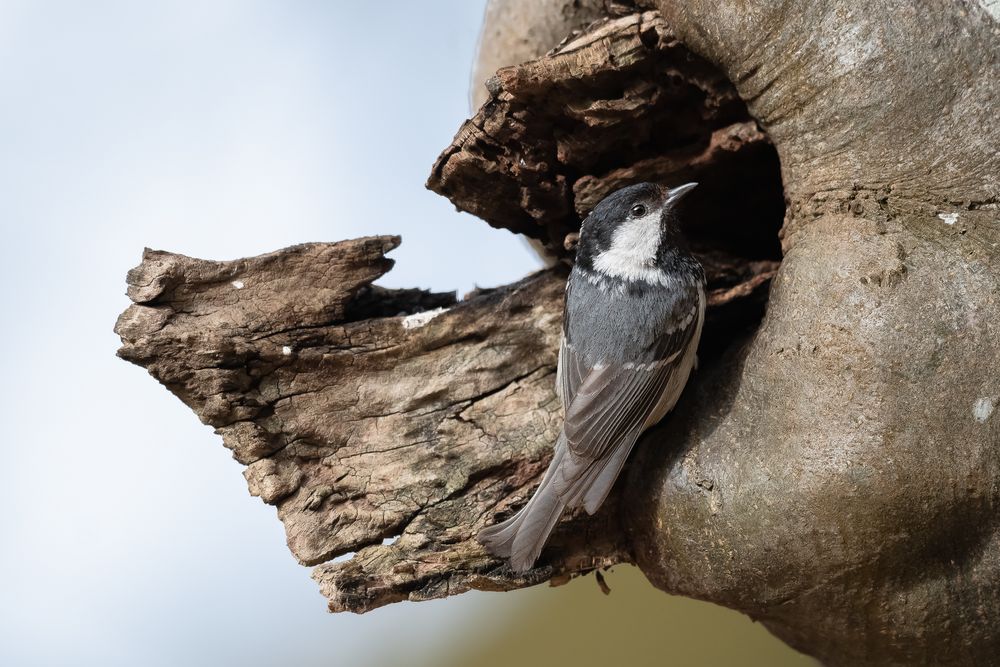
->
(477, 433, 637, 571)
(579, 438, 634, 514)
(561, 429, 641, 514)
(478, 440, 569, 572)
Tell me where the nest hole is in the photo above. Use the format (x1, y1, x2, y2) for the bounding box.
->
(428, 10, 786, 362)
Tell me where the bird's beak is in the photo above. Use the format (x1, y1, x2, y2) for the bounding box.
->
(665, 182, 698, 204)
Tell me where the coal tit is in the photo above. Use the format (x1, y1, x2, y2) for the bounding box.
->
(478, 182, 705, 572)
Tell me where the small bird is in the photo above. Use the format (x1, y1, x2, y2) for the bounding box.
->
(478, 182, 705, 572)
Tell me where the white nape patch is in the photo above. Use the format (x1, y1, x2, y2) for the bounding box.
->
(973, 397, 995, 423)
(331, 551, 355, 564)
(402, 307, 448, 330)
(381, 534, 402, 546)
(281, 345, 292, 356)
(938, 212, 959, 226)
(592, 211, 671, 285)
(231, 280, 245, 289)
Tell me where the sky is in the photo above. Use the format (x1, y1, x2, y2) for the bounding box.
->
(0, 2, 544, 665)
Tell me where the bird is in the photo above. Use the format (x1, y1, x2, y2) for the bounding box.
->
(477, 181, 706, 573)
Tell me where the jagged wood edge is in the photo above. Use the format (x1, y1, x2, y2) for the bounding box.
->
(115, 236, 775, 613)
(427, 11, 780, 260)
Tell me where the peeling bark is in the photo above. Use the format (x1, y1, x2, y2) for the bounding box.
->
(116, 237, 773, 613)
(471, 0, 610, 110)
(117, 1, 1000, 663)
(430, 11, 784, 264)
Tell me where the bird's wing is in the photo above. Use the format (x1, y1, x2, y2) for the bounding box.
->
(556, 335, 587, 409)
(560, 305, 700, 463)
(550, 311, 699, 514)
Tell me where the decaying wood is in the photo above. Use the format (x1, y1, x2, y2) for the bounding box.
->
(115, 236, 772, 613)
(470, 0, 610, 110)
(430, 11, 784, 264)
(114, 9, 780, 613)
(118, 1, 1000, 663)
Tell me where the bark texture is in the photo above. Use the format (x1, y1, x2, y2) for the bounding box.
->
(621, 2, 1000, 664)
(471, 0, 608, 109)
(435, 11, 784, 263)
(117, 1, 999, 664)
(114, 237, 773, 612)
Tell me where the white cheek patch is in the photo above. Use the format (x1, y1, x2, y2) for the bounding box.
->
(592, 212, 670, 285)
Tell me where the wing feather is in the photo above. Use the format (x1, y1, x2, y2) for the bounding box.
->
(549, 296, 701, 509)
(481, 282, 704, 570)
(562, 323, 695, 461)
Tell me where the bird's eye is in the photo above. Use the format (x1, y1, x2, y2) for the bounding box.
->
(630, 204, 647, 217)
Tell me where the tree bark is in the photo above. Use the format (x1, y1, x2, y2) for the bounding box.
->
(114, 234, 774, 612)
(470, 0, 609, 110)
(116, 2, 999, 665)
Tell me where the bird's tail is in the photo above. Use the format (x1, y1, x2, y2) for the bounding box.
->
(477, 440, 569, 573)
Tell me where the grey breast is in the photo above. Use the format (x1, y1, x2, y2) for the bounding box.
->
(564, 269, 696, 366)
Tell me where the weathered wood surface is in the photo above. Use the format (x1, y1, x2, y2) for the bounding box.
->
(430, 11, 784, 265)
(115, 236, 773, 613)
(117, 1, 1000, 663)
(116, 10, 781, 613)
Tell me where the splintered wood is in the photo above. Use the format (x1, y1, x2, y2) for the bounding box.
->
(116, 10, 781, 614)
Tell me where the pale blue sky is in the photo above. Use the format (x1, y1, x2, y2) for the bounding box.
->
(0, 2, 542, 665)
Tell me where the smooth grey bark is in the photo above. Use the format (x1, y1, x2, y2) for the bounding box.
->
(619, 2, 1000, 663)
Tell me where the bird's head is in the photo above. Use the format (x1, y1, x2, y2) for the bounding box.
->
(575, 182, 697, 284)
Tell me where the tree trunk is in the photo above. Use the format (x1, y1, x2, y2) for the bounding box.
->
(116, 2, 999, 664)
